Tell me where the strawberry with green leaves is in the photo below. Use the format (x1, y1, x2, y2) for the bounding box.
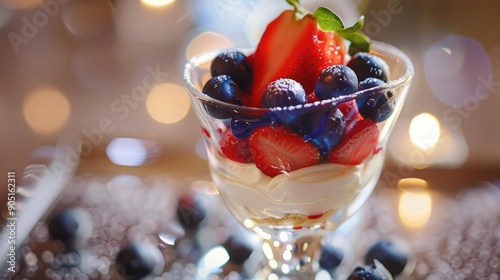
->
(201, 0, 388, 177)
(248, 0, 370, 107)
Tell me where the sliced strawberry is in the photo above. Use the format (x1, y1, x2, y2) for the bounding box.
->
(220, 129, 253, 163)
(249, 126, 320, 177)
(338, 100, 363, 133)
(249, 10, 346, 107)
(328, 119, 379, 165)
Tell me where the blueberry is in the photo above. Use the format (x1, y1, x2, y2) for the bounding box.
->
(230, 117, 272, 139)
(314, 65, 358, 100)
(47, 208, 93, 249)
(262, 78, 307, 125)
(262, 78, 306, 108)
(347, 52, 390, 83)
(365, 240, 409, 277)
(223, 236, 254, 265)
(202, 75, 244, 119)
(176, 192, 206, 229)
(347, 261, 393, 280)
(289, 106, 346, 156)
(211, 51, 253, 89)
(356, 78, 395, 123)
(115, 242, 163, 279)
(318, 245, 344, 270)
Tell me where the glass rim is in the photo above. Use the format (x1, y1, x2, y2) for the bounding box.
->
(183, 40, 414, 113)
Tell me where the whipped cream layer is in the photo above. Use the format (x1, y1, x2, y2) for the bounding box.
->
(208, 149, 384, 224)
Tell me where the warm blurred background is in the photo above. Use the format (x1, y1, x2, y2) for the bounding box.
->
(1, 1, 500, 279)
(1, 0, 500, 213)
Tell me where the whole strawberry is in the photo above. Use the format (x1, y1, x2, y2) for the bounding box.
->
(249, 0, 370, 108)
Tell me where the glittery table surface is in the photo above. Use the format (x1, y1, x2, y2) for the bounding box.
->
(1, 173, 499, 280)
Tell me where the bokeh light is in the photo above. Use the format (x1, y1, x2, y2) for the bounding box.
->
(409, 113, 441, 150)
(424, 35, 492, 107)
(141, 0, 174, 8)
(23, 86, 71, 135)
(185, 31, 233, 60)
(146, 83, 190, 124)
(390, 117, 469, 169)
(106, 137, 161, 167)
(398, 178, 432, 229)
(115, 0, 190, 44)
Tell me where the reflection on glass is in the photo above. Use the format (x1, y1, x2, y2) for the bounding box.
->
(398, 178, 432, 229)
(196, 246, 229, 278)
(190, 180, 219, 195)
(203, 246, 229, 269)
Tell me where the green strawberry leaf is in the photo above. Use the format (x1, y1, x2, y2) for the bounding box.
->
(339, 31, 371, 55)
(313, 7, 344, 31)
(341, 15, 365, 33)
(284, 0, 371, 54)
(314, 8, 370, 54)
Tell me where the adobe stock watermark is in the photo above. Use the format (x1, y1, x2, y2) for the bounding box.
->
(7, 0, 70, 54)
(443, 74, 500, 130)
(51, 64, 170, 180)
(378, 120, 451, 190)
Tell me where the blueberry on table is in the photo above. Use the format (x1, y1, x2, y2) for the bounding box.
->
(202, 75, 244, 119)
(347, 52, 391, 83)
(211, 51, 253, 90)
(47, 208, 93, 249)
(318, 244, 344, 270)
(347, 261, 393, 280)
(223, 236, 254, 265)
(115, 242, 163, 279)
(314, 65, 358, 100)
(356, 78, 395, 123)
(176, 191, 206, 229)
(365, 240, 409, 277)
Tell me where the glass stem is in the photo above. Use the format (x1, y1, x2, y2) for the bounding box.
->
(259, 233, 325, 279)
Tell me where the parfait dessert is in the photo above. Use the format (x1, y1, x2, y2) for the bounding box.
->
(184, 0, 413, 277)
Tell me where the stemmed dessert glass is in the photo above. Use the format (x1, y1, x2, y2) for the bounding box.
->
(184, 41, 413, 279)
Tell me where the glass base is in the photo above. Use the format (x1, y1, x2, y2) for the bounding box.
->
(252, 233, 357, 280)
(195, 211, 364, 280)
